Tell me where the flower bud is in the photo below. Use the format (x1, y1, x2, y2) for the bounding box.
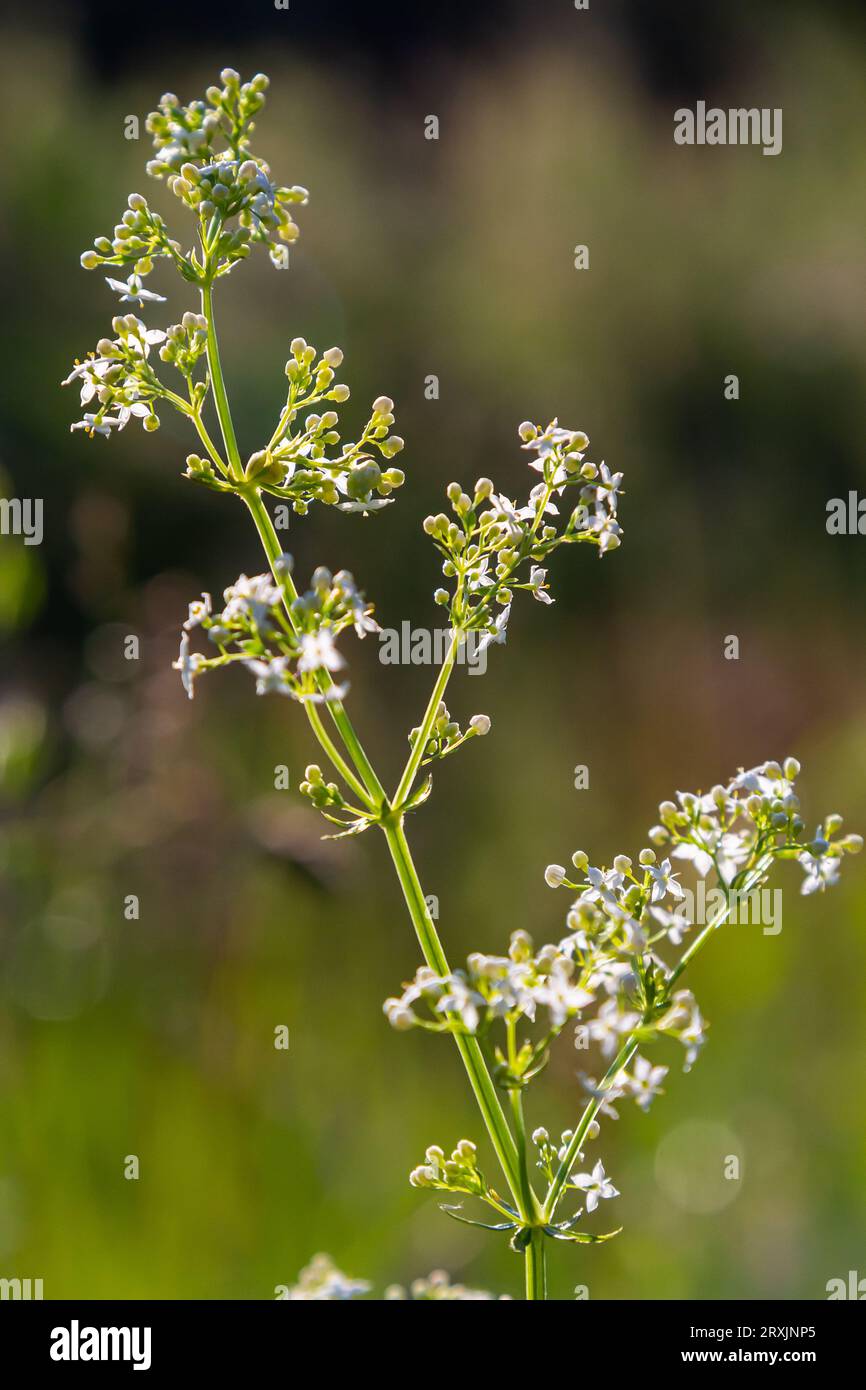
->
(469, 714, 491, 736)
(372, 395, 394, 416)
(544, 864, 566, 888)
(613, 854, 632, 876)
(783, 757, 801, 780)
(80, 250, 100, 270)
(638, 848, 656, 866)
(571, 850, 589, 873)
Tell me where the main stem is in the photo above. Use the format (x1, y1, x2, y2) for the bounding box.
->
(200, 281, 534, 1262)
(382, 817, 526, 1214)
(525, 1228, 548, 1300)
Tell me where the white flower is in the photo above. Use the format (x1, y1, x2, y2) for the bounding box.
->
(587, 999, 640, 1057)
(435, 975, 484, 1033)
(105, 273, 167, 304)
(528, 565, 553, 604)
(288, 1254, 370, 1301)
(678, 1000, 707, 1071)
(572, 1159, 619, 1213)
(579, 1074, 625, 1119)
(487, 494, 533, 540)
(648, 904, 691, 945)
(244, 657, 291, 696)
(221, 573, 280, 626)
(798, 849, 840, 895)
(626, 1055, 668, 1111)
(534, 960, 594, 1028)
(336, 497, 394, 514)
(172, 631, 204, 699)
(594, 462, 624, 507)
(477, 603, 511, 654)
(70, 412, 124, 437)
(298, 630, 345, 674)
(644, 857, 685, 904)
(671, 839, 715, 879)
(544, 863, 567, 888)
(293, 682, 350, 704)
(184, 593, 212, 629)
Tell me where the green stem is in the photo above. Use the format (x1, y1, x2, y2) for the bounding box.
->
(525, 1227, 548, 1300)
(242, 487, 386, 811)
(201, 283, 243, 480)
(199, 277, 535, 1279)
(392, 628, 462, 808)
(382, 816, 526, 1217)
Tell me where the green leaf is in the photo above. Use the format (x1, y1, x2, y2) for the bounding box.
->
(544, 1224, 622, 1244)
(439, 1204, 515, 1233)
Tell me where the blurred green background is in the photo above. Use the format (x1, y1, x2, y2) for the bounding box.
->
(1, 0, 865, 1299)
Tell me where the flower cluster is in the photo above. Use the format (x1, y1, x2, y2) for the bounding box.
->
(408, 702, 491, 766)
(145, 70, 309, 274)
(246, 340, 405, 513)
(286, 1253, 371, 1301)
(395, 759, 858, 1243)
(173, 561, 378, 706)
(79, 192, 183, 280)
(646, 757, 863, 896)
(409, 1139, 486, 1197)
(384, 927, 595, 1070)
(286, 1254, 506, 1300)
(423, 420, 623, 654)
(63, 314, 169, 437)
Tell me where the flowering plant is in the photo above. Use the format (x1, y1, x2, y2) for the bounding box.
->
(65, 69, 859, 1300)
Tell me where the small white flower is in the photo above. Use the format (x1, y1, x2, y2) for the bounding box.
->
(545, 863, 567, 888)
(528, 565, 553, 604)
(244, 657, 291, 696)
(644, 857, 685, 904)
(71, 412, 123, 437)
(587, 999, 640, 1057)
(172, 631, 204, 699)
(184, 593, 212, 630)
(435, 974, 484, 1033)
(298, 630, 345, 674)
(477, 603, 511, 655)
(798, 849, 840, 895)
(105, 273, 167, 305)
(626, 1055, 668, 1112)
(572, 1159, 619, 1213)
(648, 903, 691, 945)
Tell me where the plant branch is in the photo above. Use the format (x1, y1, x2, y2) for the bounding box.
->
(542, 853, 775, 1221)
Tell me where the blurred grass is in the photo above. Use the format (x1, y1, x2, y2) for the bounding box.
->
(0, 6, 865, 1298)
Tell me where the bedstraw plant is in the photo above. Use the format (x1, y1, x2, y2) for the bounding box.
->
(64, 69, 860, 1301)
